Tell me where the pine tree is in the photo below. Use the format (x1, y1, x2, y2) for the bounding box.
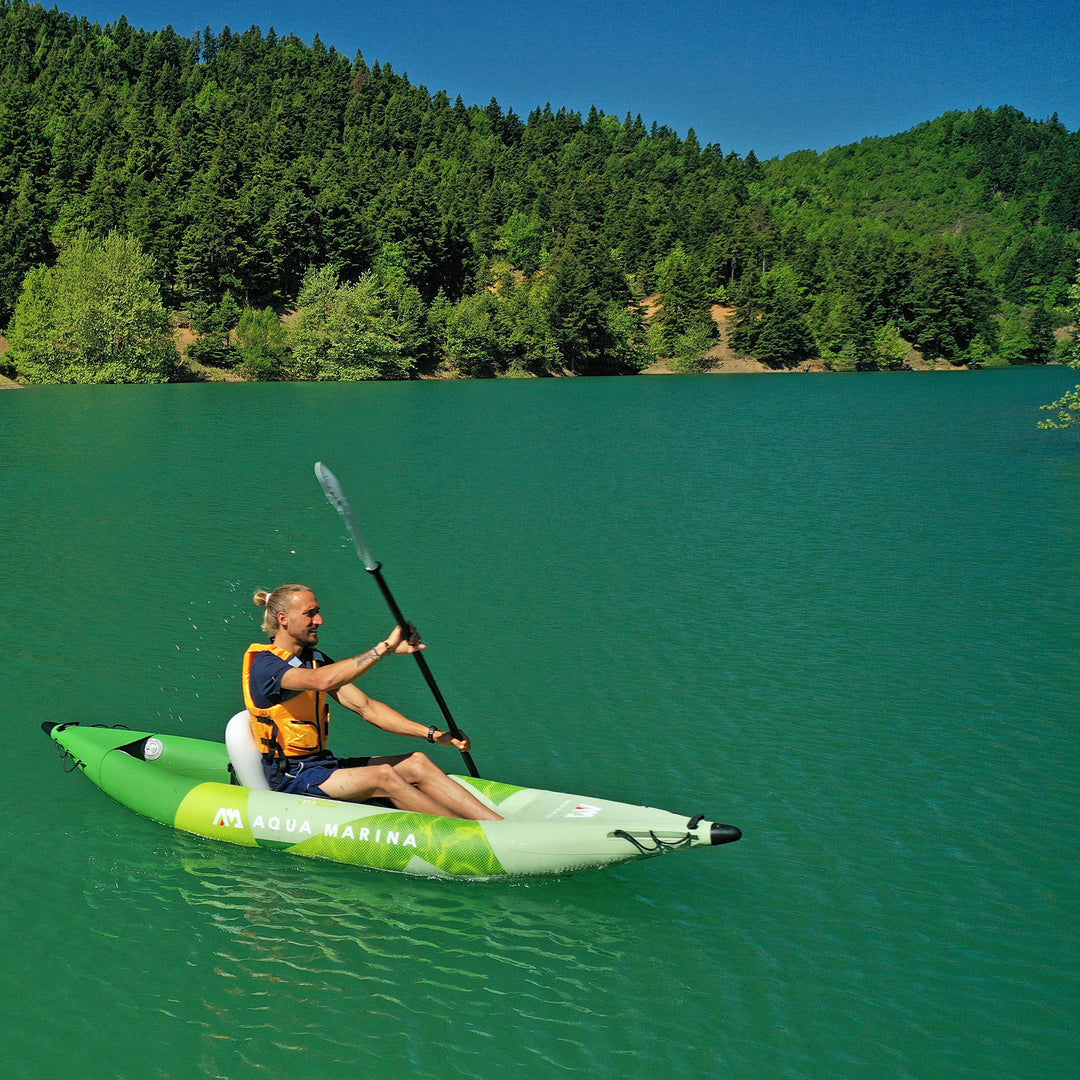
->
(288, 265, 420, 380)
(731, 265, 816, 368)
(1039, 264, 1080, 428)
(904, 240, 994, 362)
(1023, 306, 1057, 365)
(0, 171, 52, 323)
(234, 306, 290, 379)
(653, 244, 712, 352)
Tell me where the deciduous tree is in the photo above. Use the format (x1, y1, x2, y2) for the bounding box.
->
(9, 230, 176, 383)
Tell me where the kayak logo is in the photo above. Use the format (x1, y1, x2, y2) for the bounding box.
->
(214, 807, 245, 829)
(565, 804, 601, 818)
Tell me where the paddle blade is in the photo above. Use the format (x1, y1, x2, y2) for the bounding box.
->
(314, 462, 378, 570)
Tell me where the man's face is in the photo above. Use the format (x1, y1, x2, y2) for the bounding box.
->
(279, 590, 323, 648)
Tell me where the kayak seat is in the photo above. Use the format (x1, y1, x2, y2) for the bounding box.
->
(224, 710, 270, 790)
(224, 712, 391, 806)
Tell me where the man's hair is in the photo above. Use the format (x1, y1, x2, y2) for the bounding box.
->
(253, 584, 311, 636)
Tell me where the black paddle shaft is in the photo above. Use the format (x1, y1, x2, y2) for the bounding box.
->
(314, 462, 481, 779)
(367, 562, 479, 778)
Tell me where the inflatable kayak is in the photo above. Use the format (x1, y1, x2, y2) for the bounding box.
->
(43, 720, 741, 880)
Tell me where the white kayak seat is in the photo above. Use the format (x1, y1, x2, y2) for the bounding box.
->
(225, 710, 269, 790)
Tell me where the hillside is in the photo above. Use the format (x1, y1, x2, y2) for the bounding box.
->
(0, 1, 1076, 382)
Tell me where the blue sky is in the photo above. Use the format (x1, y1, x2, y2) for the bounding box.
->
(67, 0, 1076, 159)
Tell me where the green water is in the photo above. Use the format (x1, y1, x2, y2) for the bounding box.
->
(4, 368, 1077, 1080)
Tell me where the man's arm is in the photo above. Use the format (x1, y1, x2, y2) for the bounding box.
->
(280, 652, 381, 694)
(332, 683, 427, 737)
(279, 626, 424, 694)
(332, 683, 472, 750)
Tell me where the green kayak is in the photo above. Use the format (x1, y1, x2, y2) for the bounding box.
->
(43, 721, 741, 880)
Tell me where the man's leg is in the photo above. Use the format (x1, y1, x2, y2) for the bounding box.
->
(319, 754, 501, 820)
(373, 752, 503, 820)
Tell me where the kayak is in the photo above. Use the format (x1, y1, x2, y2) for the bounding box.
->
(43, 721, 741, 880)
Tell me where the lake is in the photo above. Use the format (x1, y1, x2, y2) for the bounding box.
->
(3, 366, 1077, 1080)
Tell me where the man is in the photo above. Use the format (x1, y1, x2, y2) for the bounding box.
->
(243, 583, 501, 820)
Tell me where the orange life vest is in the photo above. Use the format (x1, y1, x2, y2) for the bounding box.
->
(242, 642, 330, 760)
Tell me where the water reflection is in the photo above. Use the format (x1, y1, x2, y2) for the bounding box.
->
(85, 834, 666, 1079)
(177, 835, 627, 979)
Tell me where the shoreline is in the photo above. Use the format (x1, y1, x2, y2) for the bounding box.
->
(6, 360, 1036, 388)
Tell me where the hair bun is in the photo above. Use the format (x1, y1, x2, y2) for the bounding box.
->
(253, 589, 271, 607)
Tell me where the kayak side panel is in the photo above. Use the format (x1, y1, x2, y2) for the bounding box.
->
(290, 811, 505, 877)
(174, 783, 506, 875)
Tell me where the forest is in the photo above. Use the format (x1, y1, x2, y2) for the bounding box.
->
(1, 0, 1078, 383)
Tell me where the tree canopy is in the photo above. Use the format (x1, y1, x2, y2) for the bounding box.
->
(0, 2, 1077, 383)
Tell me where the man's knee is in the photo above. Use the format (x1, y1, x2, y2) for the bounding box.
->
(370, 762, 402, 789)
(394, 751, 436, 780)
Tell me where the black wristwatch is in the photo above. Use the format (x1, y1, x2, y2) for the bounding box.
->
(426, 726, 438, 743)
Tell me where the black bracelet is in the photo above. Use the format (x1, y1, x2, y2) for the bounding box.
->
(426, 726, 438, 743)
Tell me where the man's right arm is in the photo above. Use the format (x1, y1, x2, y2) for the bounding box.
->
(279, 625, 425, 694)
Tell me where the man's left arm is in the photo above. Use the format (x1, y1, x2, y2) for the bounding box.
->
(332, 683, 428, 738)
(331, 684, 471, 749)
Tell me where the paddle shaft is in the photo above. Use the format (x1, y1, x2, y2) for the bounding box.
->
(315, 461, 480, 778)
(366, 561, 479, 778)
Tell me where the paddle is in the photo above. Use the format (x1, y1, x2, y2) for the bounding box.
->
(314, 461, 480, 778)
